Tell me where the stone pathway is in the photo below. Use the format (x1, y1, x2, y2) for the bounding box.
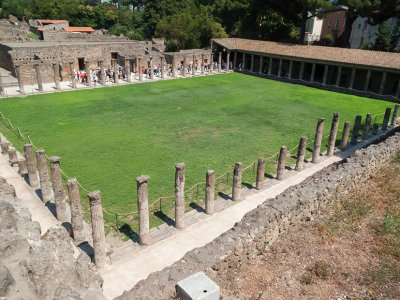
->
(100, 129, 391, 299)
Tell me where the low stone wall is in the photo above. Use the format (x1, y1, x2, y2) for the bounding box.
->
(117, 128, 400, 299)
(0, 177, 106, 299)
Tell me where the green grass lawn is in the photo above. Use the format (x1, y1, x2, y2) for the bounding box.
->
(0, 73, 393, 235)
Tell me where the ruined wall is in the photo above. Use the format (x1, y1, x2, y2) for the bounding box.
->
(117, 128, 400, 299)
(0, 44, 14, 73)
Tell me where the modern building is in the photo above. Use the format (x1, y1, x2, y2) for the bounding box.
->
(305, 16, 323, 43)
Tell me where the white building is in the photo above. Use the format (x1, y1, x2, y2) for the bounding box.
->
(305, 16, 323, 43)
(350, 17, 400, 49)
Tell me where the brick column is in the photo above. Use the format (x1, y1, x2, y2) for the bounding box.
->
(149, 58, 154, 79)
(205, 170, 215, 215)
(335, 66, 342, 87)
(277, 146, 287, 180)
(363, 113, 372, 139)
(99, 61, 105, 85)
(24, 144, 39, 188)
(382, 108, 391, 130)
(327, 113, 340, 157)
(312, 118, 325, 163)
(256, 157, 266, 190)
(391, 104, 400, 126)
(15, 65, 25, 95)
(67, 178, 85, 244)
(379, 71, 387, 94)
(34, 64, 43, 91)
(175, 163, 185, 229)
(49, 156, 68, 222)
(69, 62, 77, 88)
(36, 149, 53, 203)
(161, 57, 165, 78)
(126, 59, 132, 83)
(340, 121, 351, 150)
(53, 63, 61, 90)
(136, 175, 150, 245)
(295, 136, 307, 171)
(232, 162, 242, 201)
(364, 70, 371, 92)
(85, 61, 92, 87)
(88, 190, 107, 268)
(351, 115, 362, 145)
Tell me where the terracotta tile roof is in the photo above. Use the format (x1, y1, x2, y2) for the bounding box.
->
(213, 38, 400, 71)
(38, 28, 45, 31)
(38, 20, 68, 24)
(64, 27, 95, 32)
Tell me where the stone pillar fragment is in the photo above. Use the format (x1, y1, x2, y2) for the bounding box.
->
(340, 121, 351, 150)
(15, 65, 25, 95)
(0, 74, 5, 97)
(312, 118, 325, 163)
(17, 158, 28, 177)
(351, 115, 362, 145)
(391, 104, 399, 126)
(161, 57, 165, 78)
(69, 62, 77, 88)
(363, 113, 372, 140)
(53, 63, 61, 90)
(88, 190, 107, 268)
(49, 156, 68, 222)
(205, 170, 215, 215)
(232, 162, 242, 201)
(327, 113, 340, 157)
(382, 108, 391, 130)
(295, 136, 307, 171)
(24, 144, 39, 188)
(67, 178, 85, 244)
(136, 175, 150, 245)
(372, 123, 379, 135)
(36, 149, 53, 203)
(8, 147, 18, 165)
(34, 64, 43, 91)
(85, 61, 92, 87)
(256, 158, 265, 190)
(0, 141, 10, 154)
(175, 163, 185, 229)
(277, 146, 287, 180)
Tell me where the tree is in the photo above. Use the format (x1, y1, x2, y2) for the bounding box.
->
(374, 21, 392, 51)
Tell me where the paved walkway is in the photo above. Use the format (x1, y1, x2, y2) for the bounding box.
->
(100, 130, 388, 299)
(0, 153, 59, 234)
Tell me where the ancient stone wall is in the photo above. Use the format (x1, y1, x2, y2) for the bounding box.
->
(117, 128, 400, 299)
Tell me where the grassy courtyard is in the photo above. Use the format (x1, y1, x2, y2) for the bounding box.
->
(0, 73, 393, 234)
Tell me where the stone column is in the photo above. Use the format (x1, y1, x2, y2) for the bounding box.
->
(49, 156, 68, 222)
(226, 51, 230, 71)
(205, 170, 215, 215)
(149, 58, 154, 80)
(34, 64, 43, 91)
(382, 107, 392, 130)
(340, 121, 351, 150)
(259, 56, 263, 74)
(69, 62, 77, 89)
(85, 61, 92, 87)
(201, 54, 205, 74)
(184, 57, 189, 77)
(349, 67, 356, 89)
(268, 57, 273, 75)
(327, 113, 340, 156)
(126, 59, 132, 83)
(53, 63, 61, 90)
(242, 52, 245, 70)
(218, 52, 222, 72)
(233, 52, 237, 70)
(312, 118, 325, 163)
(99, 61, 105, 85)
(67, 178, 85, 244)
(36, 149, 53, 203)
(161, 57, 165, 78)
(175, 163, 185, 229)
(138, 58, 143, 80)
(299, 62, 305, 81)
(88, 190, 107, 268)
(210, 53, 214, 73)
(277, 146, 287, 180)
(113, 59, 119, 84)
(310, 63, 316, 83)
(363, 113, 372, 139)
(379, 71, 387, 94)
(288, 60, 293, 79)
(351, 115, 362, 145)
(295, 136, 307, 171)
(24, 144, 39, 188)
(15, 65, 25, 95)
(322, 64, 329, 85)
(391, 104, 400, 126)
(192, 55, 196, 76)
(372, 123, 379, 135)
(0, 74, 4, 97)
(335, 66, 342, 86)
(136, 175, 150, 245)
(232, 162, 242, 201)
(364, 70, 371, 92)
(395, 80, 400, 99)
(250, 54, 254, 72)
(277, 59, 283, 77)
(0, 141, 9, 154)
(17, 158, 28, 177)
(256, 157, 265, 190)
(8, 147, 18, 166)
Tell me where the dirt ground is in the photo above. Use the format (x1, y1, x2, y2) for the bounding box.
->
(214, 154, 400, 300)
